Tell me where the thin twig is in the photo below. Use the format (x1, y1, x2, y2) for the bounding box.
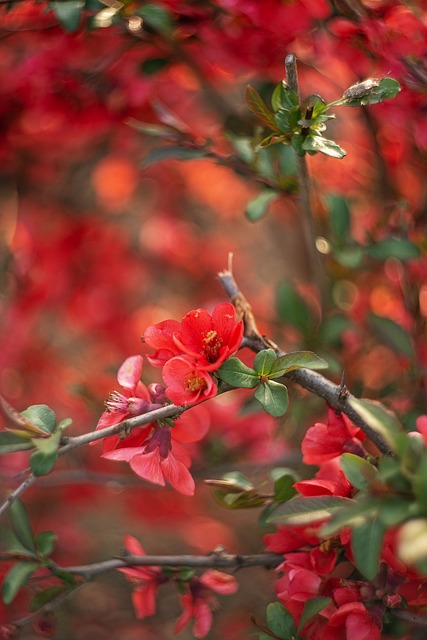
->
(56, 552, 284, 578)
(284, 54, 324, 305)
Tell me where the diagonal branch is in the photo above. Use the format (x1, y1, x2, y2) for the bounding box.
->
(218, 266, 394, 456)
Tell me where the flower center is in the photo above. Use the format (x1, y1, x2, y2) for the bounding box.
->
(202, 330, 223, 361)
(184, 374, 208, 392)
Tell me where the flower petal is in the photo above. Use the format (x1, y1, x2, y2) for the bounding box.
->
(117, 355, 143, 392)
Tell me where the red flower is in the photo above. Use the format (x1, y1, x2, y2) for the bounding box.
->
(302, 406, 366, 466)
(103, 427, 195, 495)
(143, 303, 243, 371)
(162, 355, 218, 405)
(294, 458, 353, 497)
(118, 535, 166, 619)
(175, 570, 238, 638)
(172, 303, 243, 370)
(95, 355, 160, 454)
(324, 602, 381, 640)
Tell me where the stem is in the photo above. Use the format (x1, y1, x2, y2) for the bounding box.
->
(56, 552, 284, 579)
(284, 54, 324, 306)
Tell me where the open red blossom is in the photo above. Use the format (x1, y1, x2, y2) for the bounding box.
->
(143, 319, 182, 367)
(324, 602, 382, 640)
(119, 535, 166, 619)
(94, 355, 160, 454)
(172, 303, 243, 370)
(162, 355, 217, 405)
(103, 427, 195, 495)
(175, 570, 238, 638)
(302, 406, 366, 466)
(294, 458, 353, 497)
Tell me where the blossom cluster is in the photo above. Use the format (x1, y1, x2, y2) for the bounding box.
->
(264, 407, 427, 639)
(94, 303, 243, 494)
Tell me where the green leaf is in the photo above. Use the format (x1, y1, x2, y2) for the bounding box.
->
(57, 418, 72, 431)
(340, 453, 378, 491)
(36, 531, 57, 557)
(30, 449, 58, 477)
(9, 500, 36, 554)
(142, 146, 208, 168)
(254, 381, 289, 417)
(2, 561, 39, 604)
(29, 586, 67, 612)
(253, 349, 277, 376)
(135, 3, 173, 36)
(366, 237, 420, 262)
(334, 244, 363, 268)
(297, 596, 332, 633)
(302, 134, 346, 159)
(245, 85, 279, 130)
(321, 496, 383, 536)
(0, 431, 34, 454)
(217, 358, 259, 389)
(49, 1, 83, 32)
(269, 351, 328, 378)
(141, 57, 169, 75)
(326, 194, 351, 242)
(32, 430, 61, 455)
(274, 474, 297, 503)
(245, 191, 279, 222)
(352, 515, 386, 579)
(267, 496, 351, 526)
(276, 281, 311, 333)
(20, 405, 56, 435)
(378, 497, 414, 526)
(368, 313, 413, 358)
(347, 397, 402, 451)
(337, 77, 400, 107)
(271, 81, 299, 112)
(266, 602, 296, 639)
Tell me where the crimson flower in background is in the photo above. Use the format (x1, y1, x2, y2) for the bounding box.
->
(301, 406, 366, 465)
(175, 570, 238, 638)
(119, 535, 166, 619)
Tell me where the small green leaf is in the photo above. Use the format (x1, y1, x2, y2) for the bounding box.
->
(326, 194, 351, 241)
(29, 586, 67, 612)
(297, 596, 332, 633)
(20, 405, 56, 435)
(276, 281, 311, 333)
(30, 449, 58, 477)
(352, 515, 386, 580)
(217, 358, 259, 389)
(9, 500, 36, 554)
(253, 349, 277, 376)
(271, 81, 299, 112)
(141, 57, 169, 75)
(340, 453, 378, 491)
(245, 191, 279, 222)
(369, 313, 414, 358)
(348, 397, 402, 451)
(269, 351, 328, 378)
(57, 418, 72, 431)
(321, 496, 383, 536)
(266, 602, 296, 639)
(267, 496, 351, 526)
(49, 1, 83, 32)
(334, 244, 363, 268)
(254, 381, 289, 417)
(135, 3, 173, 36)
(366, 237, 420, 262)
(245, 85, 279, 130)
(274, 474, 297, 503)
(2, 561, 39, 604)
(5, 533, 37, 559)
(32, 430, 61, 455)
(336, 77, 400, 107)
(0, 431, 34, 453)
(302, 134, 346, 159)
(142, 147, 208, 168)
(36, 531, 57, 557)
